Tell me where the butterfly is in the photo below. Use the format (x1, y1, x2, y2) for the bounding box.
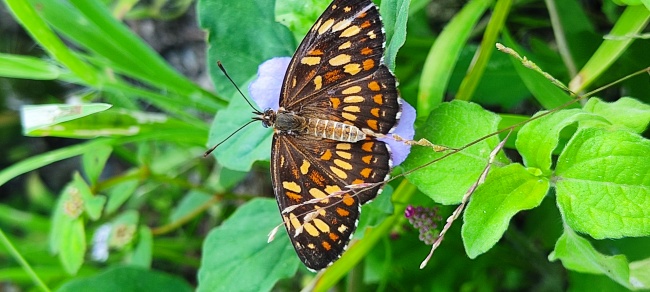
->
(246, 0, 414, 271)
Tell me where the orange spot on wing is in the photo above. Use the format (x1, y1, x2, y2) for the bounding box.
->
(321, 149, 333, 160)
(329, 232, 340, 241)
(309, 49, 324, 55)
(361, 47, 373, 55)
(330, 97, 341, 109)
(370, 108, 380, 117)
(363, 59, 375, 71)
(360, 20, 371, 28)
(360, 168, 372, 178)
(342, 194, 355, 206)
(362, 155, 372, 164)
(286, 191, 302, 201)
(368, 81, 381, 91)
(309, 171, 325, 186)
(367, 119, 378, 130)
(362, 142, 374, 152)
(322, 241, 332, 251)
(373, 94, 383, 105)
(325, 69, 344, 83)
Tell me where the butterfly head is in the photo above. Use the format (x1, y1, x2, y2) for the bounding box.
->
(253, 108, 276, 128)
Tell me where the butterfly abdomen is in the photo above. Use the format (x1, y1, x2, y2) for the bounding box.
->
(306, 117, 366, 142)
(274, 111, 366, 142)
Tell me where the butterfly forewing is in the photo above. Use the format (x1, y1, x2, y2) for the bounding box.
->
(270, 0, 401, 271)
(280, 0, 386, 111)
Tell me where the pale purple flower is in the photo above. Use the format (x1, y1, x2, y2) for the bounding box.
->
(248, 57, 415, 166)
(405, 205, 441, 245)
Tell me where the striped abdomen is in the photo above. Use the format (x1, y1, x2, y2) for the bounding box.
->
(305, 117, 366, 142)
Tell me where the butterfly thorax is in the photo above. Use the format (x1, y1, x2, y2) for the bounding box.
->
(261, 108, 366, 143)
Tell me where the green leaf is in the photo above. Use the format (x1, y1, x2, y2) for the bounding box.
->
(555, 127, 650, 239)
(208, 95, 274, 171)
(104, 177, 139, 215)
(59, 217, 86, 275)
(275, 0, 328, 42)
(0, 53, 63, 80)
(403, 100, 509, 204)
(170, 191, 213, 223)
(501, 30, 576, 110)
(583, 97, 650, 134)
(462, 164, 549, 258)
(21, 103, 112, 135)
(549, 227, 632, 290)
(129, 226, 153, 268)
(108, 210, 139, 249)
(50, 181, 87, 274)
(380, 0, 410, 70)
(417, 0, 493, 115)
(515, 109, 608, 175)
(198, 0, 295, 99)
(58, 266, 192, 292)
(25, 108, 207, 142)
(198, 198, 299, 292)
(569, 5, 650, 92)
(82, 144, 112, 185)
(630, 258, 650, 289)
(71, 173, 105, 221)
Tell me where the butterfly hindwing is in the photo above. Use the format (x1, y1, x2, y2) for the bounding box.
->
(271, 133, 391, 270)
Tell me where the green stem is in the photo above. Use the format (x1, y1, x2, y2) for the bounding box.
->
(0, 229, 51, 292)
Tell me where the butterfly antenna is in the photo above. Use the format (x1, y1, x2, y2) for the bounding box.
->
(203, 119, 259, 157)
(217, 61, 261, 113)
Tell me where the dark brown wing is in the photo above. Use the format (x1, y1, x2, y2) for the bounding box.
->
(271, 134, 391, 270)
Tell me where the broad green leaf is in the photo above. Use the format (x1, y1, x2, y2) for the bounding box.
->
(198, 0, 295, 99)
(198, 198, 299, 292)
(208, 95, 274, 171)
(583, 97, 650, 134)
(129, 226, 153, 268)
(82, 144, 113, 185)
(549, 227, 632, 290)
(72, 173, 105, 221)
(515, 109, 608, 175)
(462, 163, 549, 258)
(58, 266, 192, 292)
(381, 0, 410, 70)
(21, 103, 112, 135)
(170, 191, 213, 223)
(403, 101, 509, 204)
(555, 127, 650, 239)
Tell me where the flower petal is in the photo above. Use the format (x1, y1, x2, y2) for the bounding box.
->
(380, 98, 416, 166)
(248, 57, 291, 110)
